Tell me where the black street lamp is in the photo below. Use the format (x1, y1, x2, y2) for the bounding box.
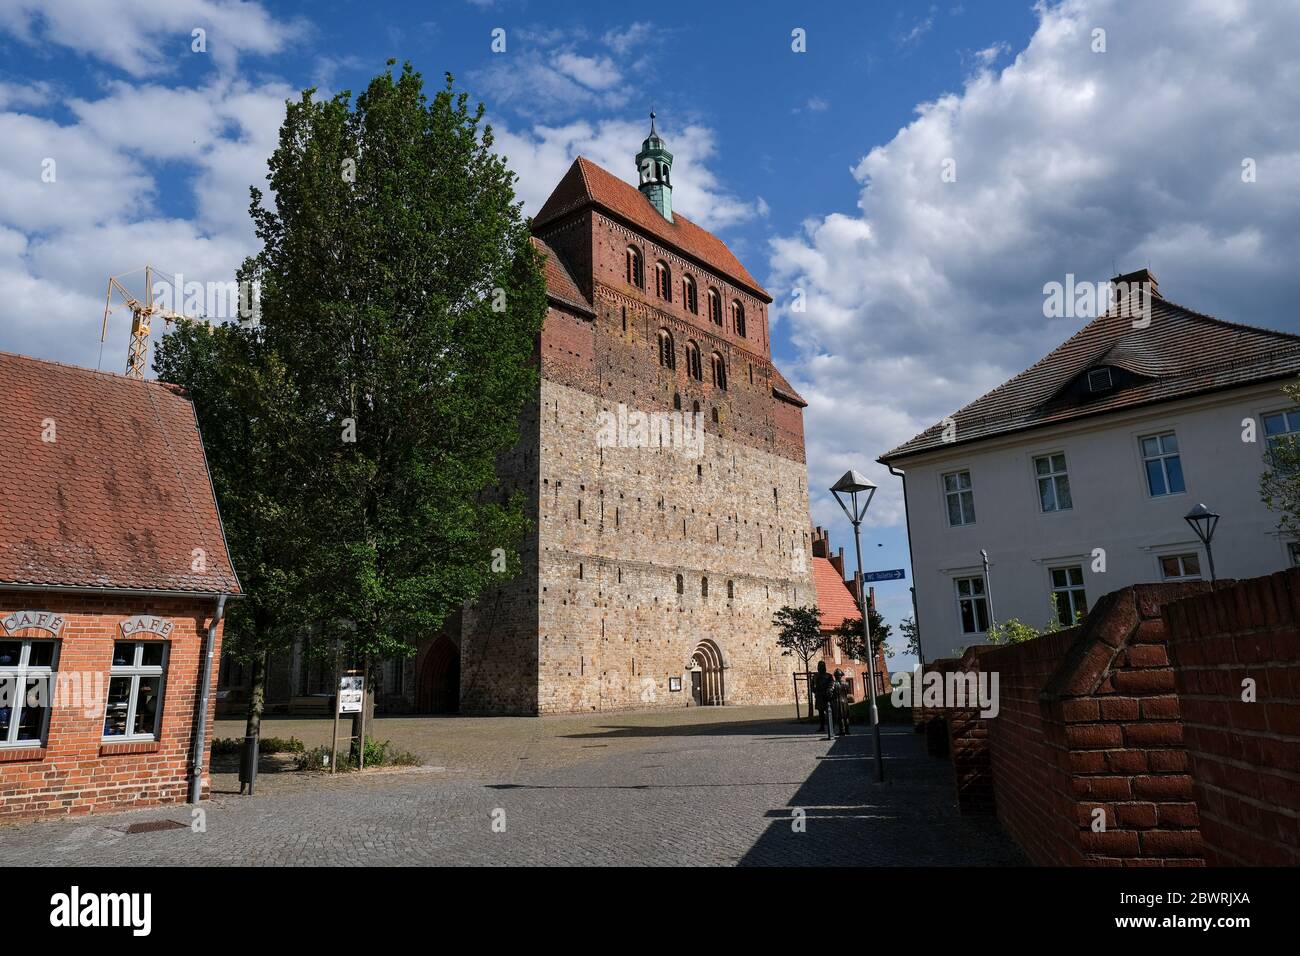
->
(1184, 503, 1220, 585)
(830, 469, 885, 783)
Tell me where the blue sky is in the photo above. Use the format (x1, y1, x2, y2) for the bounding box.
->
(3, 0, 1299, 670)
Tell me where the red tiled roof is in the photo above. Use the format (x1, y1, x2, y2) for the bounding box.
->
(771, 365, 807, 407)
(881, 294, 1300, 462)
(0, 352, 240, 594)
(532, 236, 593, 316)
(534, 157, 770, 302)
(813, 557, 859, 631)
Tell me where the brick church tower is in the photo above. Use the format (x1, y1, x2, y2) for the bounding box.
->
(456, 117, 815, 714)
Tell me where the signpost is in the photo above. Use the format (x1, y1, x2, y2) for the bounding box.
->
(862, 568, 906, 583)
(329, 670, 366, 774)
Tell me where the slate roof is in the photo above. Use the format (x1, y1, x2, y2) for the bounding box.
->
(881, 292, 1300, 462)
(534, 157, 770, 302)
(813, 557, 860, 631)
(0, 352, 240, 594)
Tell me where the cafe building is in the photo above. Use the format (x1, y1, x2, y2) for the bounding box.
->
(0, 352, 240, 820)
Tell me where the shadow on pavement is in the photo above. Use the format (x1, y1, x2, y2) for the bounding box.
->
(738, 725, 1027, 867)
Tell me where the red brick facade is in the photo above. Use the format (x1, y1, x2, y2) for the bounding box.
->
(917, 571, 1300, 866)
(1163, 569, 1300, 866)
(0, 592, 224, 821)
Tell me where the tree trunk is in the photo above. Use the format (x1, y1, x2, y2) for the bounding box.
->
(244, 648, 269, 739)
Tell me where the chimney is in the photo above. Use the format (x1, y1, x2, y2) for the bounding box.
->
(1110, 268, 1159, 319)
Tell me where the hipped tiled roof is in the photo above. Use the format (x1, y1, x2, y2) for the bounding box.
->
(534, 157, 770, 302)
(532, 236, 594, 316)
(0, 352, 240, 594)
(881, 295, 1300, 462)
(813, 557, 859, 631)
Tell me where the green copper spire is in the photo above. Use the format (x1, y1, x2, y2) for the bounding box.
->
(635, 111, 673, 222)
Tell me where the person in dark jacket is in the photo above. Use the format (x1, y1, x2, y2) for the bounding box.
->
(813, 660, 832, 732)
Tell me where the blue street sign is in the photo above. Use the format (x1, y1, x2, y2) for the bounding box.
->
(862, 569, 906, 582)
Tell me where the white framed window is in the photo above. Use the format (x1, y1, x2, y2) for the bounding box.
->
(943, 470, 976, 526)
(0, 639, 58, 747)
(1159, 553, 1202, 581)
(1050, 566, 1088, 626)
(1034, 453, 1072, 512)
(1263, 409, 1300, 467)
(954, 576, 989, 634)
(103, 641, 168, 741)
(1140, 431, 1185, 496)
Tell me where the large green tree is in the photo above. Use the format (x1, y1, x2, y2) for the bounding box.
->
(154, 309, 310, 741)
(251, 62, 546, 666)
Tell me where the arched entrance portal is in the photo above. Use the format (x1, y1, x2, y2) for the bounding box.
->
(690, 639, 725, 706)
(417, 635, 460, 714)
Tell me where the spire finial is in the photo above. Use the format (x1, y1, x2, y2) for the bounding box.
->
(650, 110, 656, 135)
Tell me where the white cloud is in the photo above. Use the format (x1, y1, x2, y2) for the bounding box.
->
(0, 0, 303, 76)
(0, 74, 292, 370)
(769, 0, 1300, 526)
(553, 52, 623, 91)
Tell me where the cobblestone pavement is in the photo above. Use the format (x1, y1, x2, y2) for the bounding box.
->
(0, 707, 1024, 866)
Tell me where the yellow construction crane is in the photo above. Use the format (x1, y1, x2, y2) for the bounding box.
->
(100, 265, 192, 380)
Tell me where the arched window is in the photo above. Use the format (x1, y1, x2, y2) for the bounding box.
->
(711, 351, 727, 390)
(727, 580, 734, 599)
(676, 573, 684, 595)
(707, 287, 722, 325)
(701, 577, 709, 598)
(655, 261, 671, 301)
(657, 328, 676, 369)
(673, 392, 681, 410)
(682, 275, 698, 314)
(732, 300, 746, 338)
(685, 341, 702, 381)
(626, 245, 644, 288)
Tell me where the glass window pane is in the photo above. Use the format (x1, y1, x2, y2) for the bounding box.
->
(1052, 568, 1067, 588)
(1264, 413, 1286, 435)
(957, 579, 971, 596)
(962, 491, 975, 523)
(1039, 477, 1055, 512)
(1141, 437, 1160, 457)
(104, 676, 132, 737)
(112, 642, 134, 667)
(947, 494, 963, 526)
(0, 642, 20, 667)
(1069, 567, 1084, 585)
(1287, 411, 1300, 432)
(16, 677, 48, 741)
(0, 676, 15, 739)
(133, 676, 162, 736)
(944, 473, 957, 492)
(1160, 556, 1180, 577)
(1184, 553, 1200, 575)
(1166, 456, 1185, 494)
(960, 600, 975, 633)
(27, 642, 55, 667)
(1052, 454, 1067, 472)
(1161, 433, 1178, 453)
(1145, 460, 1167, 495)
(971, 577, 985, 595)
(1034, 456, 1051, 476)
(1056, 475, 1073, 510)
(140, 643, 165, 667)
(959, 472, 972, 489)
(975, 599, 989, 632)
(1054, 595, 1070, 627)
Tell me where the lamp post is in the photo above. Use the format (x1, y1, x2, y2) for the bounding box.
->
(831, 469, 885, 783)
(1184, 503, 1220, 585)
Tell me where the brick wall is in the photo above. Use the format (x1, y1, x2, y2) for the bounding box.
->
(924, 583, 1212, 865)
(1163, 568, 1300, 866)
(0, 591, 224, 821)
